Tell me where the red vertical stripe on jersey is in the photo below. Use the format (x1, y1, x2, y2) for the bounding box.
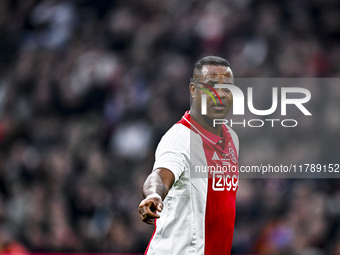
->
(203, 140, 238, 255)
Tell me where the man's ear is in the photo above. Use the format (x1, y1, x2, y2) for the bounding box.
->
(189, 82, 196, 98)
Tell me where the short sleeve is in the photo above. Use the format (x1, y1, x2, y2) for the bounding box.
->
(152, 125, 190, 183)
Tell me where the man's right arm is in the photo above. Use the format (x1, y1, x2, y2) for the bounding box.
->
(138, 168, 175, 224)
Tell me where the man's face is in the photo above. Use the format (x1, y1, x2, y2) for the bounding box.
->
(190, 65, 234, 122)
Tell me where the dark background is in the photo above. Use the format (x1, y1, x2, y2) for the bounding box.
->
(0, 0, 339, 254)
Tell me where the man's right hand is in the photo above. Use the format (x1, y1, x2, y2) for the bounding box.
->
(138, 194, 163, 225)
(138, 168, 175, 224)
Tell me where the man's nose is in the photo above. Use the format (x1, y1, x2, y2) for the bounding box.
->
(214, 87, 225, 99)
(215, 79, 227, 98)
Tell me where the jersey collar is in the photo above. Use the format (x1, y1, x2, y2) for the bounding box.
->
(181, 111, 231, 145)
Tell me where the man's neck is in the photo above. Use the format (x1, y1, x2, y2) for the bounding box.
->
(190, 108, 223, 137)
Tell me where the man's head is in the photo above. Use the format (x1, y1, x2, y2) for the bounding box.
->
(190, 56, 234, 124)
(193, 56, 231, 80)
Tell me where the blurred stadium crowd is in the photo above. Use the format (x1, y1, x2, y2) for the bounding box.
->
(0, 0, 339, 254)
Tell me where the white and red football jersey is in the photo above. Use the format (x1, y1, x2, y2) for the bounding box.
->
(145, 111, 239, 255)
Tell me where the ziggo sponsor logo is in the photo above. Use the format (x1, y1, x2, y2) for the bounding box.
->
(212, 172, 238, 191)
(194, 166, 238, 191)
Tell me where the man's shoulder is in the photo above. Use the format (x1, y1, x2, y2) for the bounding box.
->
(170, 123, 191, 133)
(157, 123, 204, 154)
(160, 123, 191, 145)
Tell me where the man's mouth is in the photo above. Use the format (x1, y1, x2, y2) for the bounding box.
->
(212, 103, 226, 110)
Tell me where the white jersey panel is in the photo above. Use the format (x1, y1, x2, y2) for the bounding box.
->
(148, 123, 208, 255)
